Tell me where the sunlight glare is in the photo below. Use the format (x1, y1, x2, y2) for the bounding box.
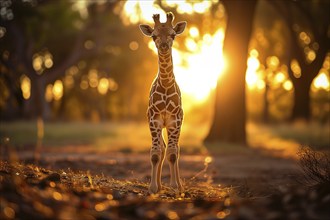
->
(174, 29, 225, 106)
(121, 1, 222, 109)
(163, 0, 215, 14)
(146, 27, 225, 107)
(121, 0, 216, 24)
(313, 71, 330, 91)
(121, 1, 165, 25)
(246, 55, 261, 89)
(193, 1, 212, 14)
(275, 72, 285, 83)
(177, 2, 193, 14)
(247, 56, 260, 70)
(189, 27, 199, 38)
(256, 80, 265, 90)
(185, 38, 198, 51)
(249, 49, 259, 57)
(246, 71, 259, 88)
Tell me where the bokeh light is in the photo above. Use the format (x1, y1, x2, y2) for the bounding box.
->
(98, 78, 109, 95)
(53, 80, 63, 101)
(20, 75, 31, 100)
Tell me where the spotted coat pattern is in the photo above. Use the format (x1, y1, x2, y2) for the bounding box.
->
(148, 50, 183, 155)
(140, 12, 186, 194)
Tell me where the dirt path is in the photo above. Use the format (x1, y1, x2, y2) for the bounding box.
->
(11, 144, 302, 197)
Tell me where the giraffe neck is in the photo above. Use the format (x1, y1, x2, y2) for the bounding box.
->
(157, 50, 175, 88)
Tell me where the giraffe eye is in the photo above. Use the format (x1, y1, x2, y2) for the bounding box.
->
(170, 34, 175, 39)
(152, 35, 157, 41)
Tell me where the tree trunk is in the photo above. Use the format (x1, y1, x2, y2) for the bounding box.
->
(38, 79, 51, 120)
(204, 0, 257, 144)
(23, 79, 37, 119)
(23, 77, 50, 120)
(291, 78, 312, 121)
(262, 83, 270, 123)
(270, 0, 330, 121)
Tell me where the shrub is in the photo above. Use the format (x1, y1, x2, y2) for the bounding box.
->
(298, 146, 330, 193)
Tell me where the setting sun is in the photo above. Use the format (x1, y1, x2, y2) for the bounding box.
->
(146, 28, 226, 109)
(121, 2, 225, 109)
(174, 29, 225, 104)
(119, 1, 273, 108)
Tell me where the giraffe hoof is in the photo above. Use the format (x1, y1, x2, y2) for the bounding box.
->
(149, 184, 159, 194)
(170, 181, 183, 193)
(170, 184, 181, 193)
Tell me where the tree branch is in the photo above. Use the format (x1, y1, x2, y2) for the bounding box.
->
(267, 0, 329, 83)
(43, 32, 86, 84)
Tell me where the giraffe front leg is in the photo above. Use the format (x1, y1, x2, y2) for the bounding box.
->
(148, 123, 165, 194)
(149, 149, 161, 194)
(157, 138, 166, 191)
(150, 146, 165, 194)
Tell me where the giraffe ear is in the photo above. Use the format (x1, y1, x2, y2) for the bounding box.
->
(139, 24, 154, 37)
(173, 21, 186, 35)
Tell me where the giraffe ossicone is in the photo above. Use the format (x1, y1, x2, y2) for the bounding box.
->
(139, 12, 186, 194)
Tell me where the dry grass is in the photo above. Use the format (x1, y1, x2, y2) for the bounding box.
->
(298, 147, 330, 189)
(1, 159, 330, 219)
(1, 121, 330, 219)
(0, 160, 233, 219)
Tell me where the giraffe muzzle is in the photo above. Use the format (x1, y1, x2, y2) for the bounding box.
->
(160, 43, 169, 51)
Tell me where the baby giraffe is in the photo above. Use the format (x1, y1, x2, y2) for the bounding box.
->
(139, 13, 186, 194)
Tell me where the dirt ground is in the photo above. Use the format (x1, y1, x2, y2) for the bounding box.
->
(2, 143, 330, 219)
(12, 144, 302, 198)
(2, 121, 330, 219)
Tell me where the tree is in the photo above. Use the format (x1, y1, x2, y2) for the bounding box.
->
(205, 0, 257, 144)
(0, 0, 87, 120)
(271, 0, 330, 121)
(1, 0, 164, 121)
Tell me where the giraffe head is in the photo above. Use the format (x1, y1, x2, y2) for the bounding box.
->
(139, 12, 186, 53)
